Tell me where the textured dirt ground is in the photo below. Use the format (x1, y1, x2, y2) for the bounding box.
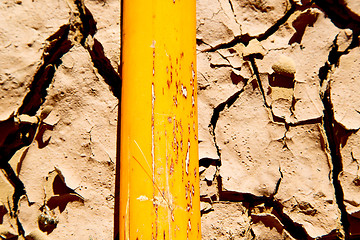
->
(197, 0, 360, 239)
(0, 0, 119, 239)
(1, 0, 360, 239)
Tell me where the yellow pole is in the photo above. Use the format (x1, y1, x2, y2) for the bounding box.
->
(119, 0, 200, 239)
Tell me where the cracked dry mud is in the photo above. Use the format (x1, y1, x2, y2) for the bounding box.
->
(198, 0, 360, 239)
(0, 0, 119, 239)
(2, 0, 360, 239)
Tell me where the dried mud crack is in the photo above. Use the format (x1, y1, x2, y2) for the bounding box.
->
(209, 88, 245, 162)
(317, 21, 360, 238)
(249, 57, 270, 108)
(322, 88, 349, 239)
(199, 0, 360, 238)
(0, 0, 121, 237)
(3, 0, 360, 238)
(18, 25, 73, 116)
(216, 174, 310, 240)
(200, 0, 312, 53)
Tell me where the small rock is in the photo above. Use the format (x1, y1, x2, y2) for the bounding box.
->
(271, 55, 296, 77)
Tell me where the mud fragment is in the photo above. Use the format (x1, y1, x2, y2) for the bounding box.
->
(330, 47, 360, 131)
(242, 39, 267, 59)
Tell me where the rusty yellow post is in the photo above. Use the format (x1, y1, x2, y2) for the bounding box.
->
(119, 0, 200, 239)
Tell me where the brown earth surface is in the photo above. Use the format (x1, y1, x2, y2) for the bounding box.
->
(1, 0, 360, 239)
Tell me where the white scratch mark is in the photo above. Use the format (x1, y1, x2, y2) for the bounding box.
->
(137, 195, 149, 201)
(181, 84, 188, 98)
(185, 141, 190, 175)
(150, 40, 156, 48)
(134, 139, 152, 171)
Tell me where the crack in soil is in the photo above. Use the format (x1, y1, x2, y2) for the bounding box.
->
(201, 0, 360, 239)
(201, 1, 313, 53)
(249, 57, 270, 108)
(227, 0, 241, 27)
(317, 31, 360, 240)
(202, 2, 360, 238)
(18, 25, 73, 116)
(314, 0, 360, 30)
(0, 0, 121, 236)
(216, 175, 310, 240)
(321, 89, 349, 239)
(209, 88, 245, 161)
(257, 2, 297, 41)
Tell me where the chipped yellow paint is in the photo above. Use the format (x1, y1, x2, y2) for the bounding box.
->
(120, 0, 200, 239)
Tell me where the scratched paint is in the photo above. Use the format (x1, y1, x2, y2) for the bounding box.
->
(120, 0, 200, 239)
